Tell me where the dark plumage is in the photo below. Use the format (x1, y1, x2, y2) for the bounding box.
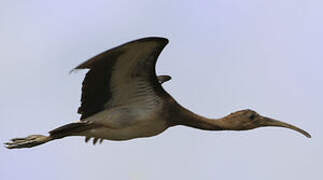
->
(5, 37, 310, 149)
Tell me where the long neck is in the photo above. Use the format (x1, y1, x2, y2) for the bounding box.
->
(170, 104, 227, 131)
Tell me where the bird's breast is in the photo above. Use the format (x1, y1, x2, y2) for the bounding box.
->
(84, 102, 169, 141)
(87, 116, 168, 141)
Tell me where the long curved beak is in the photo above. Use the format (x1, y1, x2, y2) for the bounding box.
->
(260, 116, 311, 138)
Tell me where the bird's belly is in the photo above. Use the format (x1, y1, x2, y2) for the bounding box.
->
(85, 118, 168, 141)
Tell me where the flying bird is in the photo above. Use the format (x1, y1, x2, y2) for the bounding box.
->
(5, 37, 311, 149)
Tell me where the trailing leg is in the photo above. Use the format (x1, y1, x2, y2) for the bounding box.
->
(5, 121, 99, 149)
(5, 135, 52, 149)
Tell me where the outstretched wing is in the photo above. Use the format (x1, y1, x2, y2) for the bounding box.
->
(73, 37, 169, 120)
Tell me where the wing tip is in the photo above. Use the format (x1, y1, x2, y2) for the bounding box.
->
(71, 37, 169, 71)
(135, 37, 169, 45)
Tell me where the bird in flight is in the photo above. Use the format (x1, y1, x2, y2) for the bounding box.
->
(5, 37, 311, 149)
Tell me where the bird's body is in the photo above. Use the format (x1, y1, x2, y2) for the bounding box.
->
(5, 37, 310, 149)
(80, 103, 168, 140)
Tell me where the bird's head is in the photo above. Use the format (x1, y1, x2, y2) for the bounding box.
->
(223, 109, 311, 138)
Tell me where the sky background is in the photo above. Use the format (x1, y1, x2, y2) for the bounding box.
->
(1, 0, 322, 179)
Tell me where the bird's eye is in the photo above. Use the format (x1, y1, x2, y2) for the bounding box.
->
(249, 114, 256, 120)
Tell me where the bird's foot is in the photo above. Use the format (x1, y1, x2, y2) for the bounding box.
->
(5, 135, 51, 149)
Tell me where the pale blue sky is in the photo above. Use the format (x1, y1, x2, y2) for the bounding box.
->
(1, 0, 322, 179)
